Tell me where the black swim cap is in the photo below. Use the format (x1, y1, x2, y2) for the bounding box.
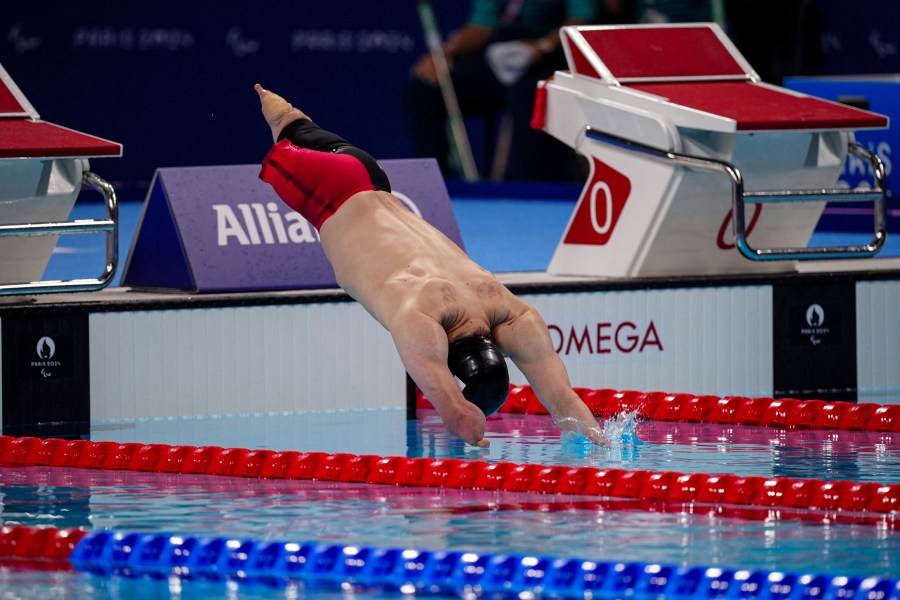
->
(447, 335, 509, 416)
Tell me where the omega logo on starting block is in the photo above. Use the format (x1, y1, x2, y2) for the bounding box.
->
(563, 157, 631, 246)
(716, 205, 763, 250)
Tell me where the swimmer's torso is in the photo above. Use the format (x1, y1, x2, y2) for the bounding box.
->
(320, 190, 526, 341)
(259, 132, 529, 341)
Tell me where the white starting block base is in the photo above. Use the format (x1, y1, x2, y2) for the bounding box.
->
(0, 158, 83, 285)
(550, 128, 850, 278)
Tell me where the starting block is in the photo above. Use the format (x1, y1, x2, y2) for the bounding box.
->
(533, 24, 890, 278)
(0, 62, 122, 295)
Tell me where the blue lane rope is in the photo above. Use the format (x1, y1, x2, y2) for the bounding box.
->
(69, 530, 900, 599)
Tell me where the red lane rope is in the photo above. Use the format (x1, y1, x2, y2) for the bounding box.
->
(0, 525, 86, 568)
(1, 435, 897, 526)
(418, 386, 900, 432)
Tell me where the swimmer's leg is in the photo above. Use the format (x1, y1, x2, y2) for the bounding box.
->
(255, 84, 310, 142)
(255, 84, 391, 193)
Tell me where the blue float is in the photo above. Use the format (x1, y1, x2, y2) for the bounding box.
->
(68, 530, 899, 599)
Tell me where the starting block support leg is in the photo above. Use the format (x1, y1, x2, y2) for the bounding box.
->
(584, 127, 888, 262)
(0, 171, 119, 295)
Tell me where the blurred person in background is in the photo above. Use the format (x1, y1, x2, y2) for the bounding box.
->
(405, 0, 619, 182)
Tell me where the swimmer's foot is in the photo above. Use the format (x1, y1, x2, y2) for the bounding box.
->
(254, 84, 310, 142)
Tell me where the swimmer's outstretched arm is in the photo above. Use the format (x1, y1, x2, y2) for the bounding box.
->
(494, 307, 610, 446)
(389, 310, 490, 448)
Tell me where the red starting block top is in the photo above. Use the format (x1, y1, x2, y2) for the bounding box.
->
(628, 81, 889, 131)
(0, 62, 37, 118)
(0, 83, 27, 116)
(574, 26, 749, 81)
(0, 119, 122, 159)
(562, 24, 890, 132)
(1, 62, 121, 159)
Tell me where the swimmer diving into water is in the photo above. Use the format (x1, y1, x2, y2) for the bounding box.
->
(255, 84, 608, 448)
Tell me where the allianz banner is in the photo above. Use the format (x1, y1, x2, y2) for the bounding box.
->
(121, 158, 462, 292)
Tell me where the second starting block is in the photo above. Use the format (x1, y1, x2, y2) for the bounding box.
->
(0, 62, 122, 295)
(533, 23, 890, 278)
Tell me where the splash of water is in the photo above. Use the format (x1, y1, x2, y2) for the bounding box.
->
(558, 410, 644, 448)
(604, 410, 644, 447)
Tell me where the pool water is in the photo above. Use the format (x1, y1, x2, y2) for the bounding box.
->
(0, 568, 401, 600)
(89, 410, 900, 483)
(1, 411, 898, 598)
(1, 465, 897, 576)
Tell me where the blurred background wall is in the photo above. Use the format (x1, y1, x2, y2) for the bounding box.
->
(2, 1, 897, 197)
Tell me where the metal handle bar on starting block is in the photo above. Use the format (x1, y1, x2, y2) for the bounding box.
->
(585, 127, 888, 262)
(0, 171, 118, 295)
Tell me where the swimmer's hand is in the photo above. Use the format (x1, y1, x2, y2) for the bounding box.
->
(254, 83, 310, 142)
(583, 425, 611, 447)
(538, 388, 610, 447)
(439, 399, 491, 448)
(555, 416, 611, 447)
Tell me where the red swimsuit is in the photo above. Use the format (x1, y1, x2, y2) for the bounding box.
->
(259, 139, 376, 230)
